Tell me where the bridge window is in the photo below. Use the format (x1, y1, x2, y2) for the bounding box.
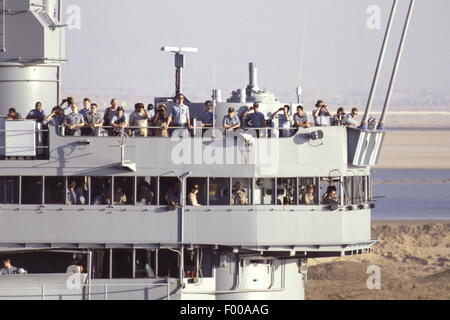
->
(0, 176, 19, 204)
(232, 178, 252, 205)
(320, 177, 342, 206)
(209, 178, 230, 205)
(277, 178, 297, 205)
(160, 177, 180, 207)
(113, 177, 135, 205)
(254, 178, 275, 205)
(44, 177, 65, 204)
(299, 177, 319, 205)
(137, 177, 157, 205)
(344, 176, 368, 206)
(66, 177, 90, 205)
(111, 249, 133, 279)
(135, 249, 156, 278)
(91, 177, 112, 205)
(21, 176, 43, 204)
(186, 178, 207, 206)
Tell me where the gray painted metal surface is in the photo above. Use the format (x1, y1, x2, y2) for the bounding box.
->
(0, 0, 65, 116)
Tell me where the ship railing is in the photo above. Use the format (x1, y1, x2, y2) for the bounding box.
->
(0, 281, 174, 300)
(56, 124, 304, 139)
(0, 124, 50, 159)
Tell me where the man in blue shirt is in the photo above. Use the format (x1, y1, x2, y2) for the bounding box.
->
(168, 93, 192, 129)
(63, 104, 85, 136)
(243, 103, 266, 128)
(26, 101, 46, 122)
(271, 105, 292, 137)
(200, 101, 214, 128)
(223, 107, 241, 132)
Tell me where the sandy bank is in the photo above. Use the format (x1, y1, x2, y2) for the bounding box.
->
(306, 221, 450, 300)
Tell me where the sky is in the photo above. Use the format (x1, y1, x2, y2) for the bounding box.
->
(61, 0, 450, 109)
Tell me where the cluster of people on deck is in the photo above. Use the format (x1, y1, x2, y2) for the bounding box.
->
(4, 94, 360, 137)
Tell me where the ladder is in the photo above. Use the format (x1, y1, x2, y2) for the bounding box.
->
(0, 0, 5, 52)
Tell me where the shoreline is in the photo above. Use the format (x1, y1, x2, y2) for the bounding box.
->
(373, 219, 450, 225)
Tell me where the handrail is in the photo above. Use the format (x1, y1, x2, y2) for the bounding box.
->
(0, 281, 173, 301)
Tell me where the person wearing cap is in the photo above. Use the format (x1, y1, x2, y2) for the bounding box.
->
(111, 106, 128, 136)
(223, 107, 241, 132)
(232, 182, 249, 205)
(187, 185, 201, 206)
(293, 105, 311, 128)
(129, 103, 151, 137)
(301, 184, 315, 205)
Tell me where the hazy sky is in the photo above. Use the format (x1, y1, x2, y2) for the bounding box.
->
(62, 0, 450, 109)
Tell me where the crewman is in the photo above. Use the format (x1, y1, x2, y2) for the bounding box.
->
(301, 184, 315, 205)
(187, 185, 201, 206)
(0, 259, 18, 275)
(26, 102, 46, 122)
(63, 104, 85, 136)
(223, 107, 241, 132)
(232, 182, 249, 205)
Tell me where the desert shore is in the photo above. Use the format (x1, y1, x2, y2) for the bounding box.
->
(306, 220, 450, 300)
(377, 130, 450, 169)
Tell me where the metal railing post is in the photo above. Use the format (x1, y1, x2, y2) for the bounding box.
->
(104, 284, 108, 301)
(41, 285, 45, 300)
(167, 281, 170, 300)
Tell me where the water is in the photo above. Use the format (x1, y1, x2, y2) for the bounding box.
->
(371, 169, 450, 220)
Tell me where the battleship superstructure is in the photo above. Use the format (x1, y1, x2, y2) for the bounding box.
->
(0, 0, 413, 300)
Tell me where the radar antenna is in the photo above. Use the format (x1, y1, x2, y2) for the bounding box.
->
(161, 46, 198, 97)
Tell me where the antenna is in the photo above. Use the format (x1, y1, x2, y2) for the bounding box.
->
(161, 46, 199, 96)
(298, 9, 308, 85)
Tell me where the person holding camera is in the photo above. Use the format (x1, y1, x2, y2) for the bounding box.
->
(129, 103, 152, 137)
(313, 100, 332, 126)
(331, 107, 347, 126)
(44, 106, 65, 127)
(271, 105, 292, 137)
(59, 97, 75, 116)
(153, 104, 170, 137)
